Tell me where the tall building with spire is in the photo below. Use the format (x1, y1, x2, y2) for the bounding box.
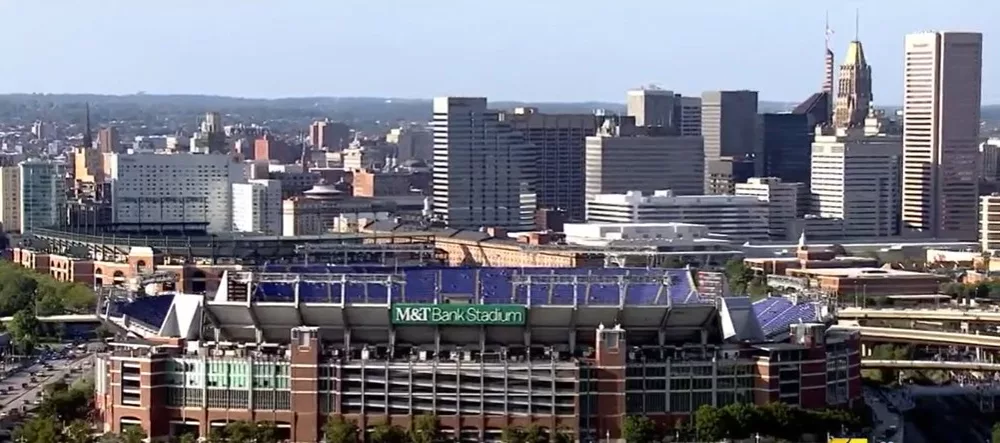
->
(823, 14, 835, 97)
(82, 103, 93, 149)
(832, 16, 873, 129)
(823, 14, 835, 124)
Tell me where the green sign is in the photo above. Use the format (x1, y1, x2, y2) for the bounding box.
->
(390, 304, 526, 326)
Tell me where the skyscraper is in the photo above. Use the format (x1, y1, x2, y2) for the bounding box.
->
(823, 13, 835, 124)
(832, 39, 873, 129)
(431, 97, 536, 230)
(760, 113, 812, 186)
(500, 108, 599, 221)
(701, 90, 759, 194)
(901, 32, 983, 241)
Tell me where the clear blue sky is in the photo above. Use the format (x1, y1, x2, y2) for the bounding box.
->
(0, 0, 993, 103)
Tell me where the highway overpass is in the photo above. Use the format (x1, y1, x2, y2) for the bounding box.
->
(863, 359, 1000, 372)
(0, 314, 99, 324)
(833, 325, 1000, 348)
(838, 307, 1000, 323)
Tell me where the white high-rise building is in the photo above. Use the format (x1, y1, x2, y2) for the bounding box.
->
(902, 32, 983, 241)
(18, 160, 64, 231)
(810, 128, 901, 238)
(232, 179, 282, 235)
(585, 189, 769, 241)
(109, 153, 245, 233)
(735, 177, 804, 240)
(431, 97, 536, 230)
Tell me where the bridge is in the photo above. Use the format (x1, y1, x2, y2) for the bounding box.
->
(862, 359, 1000, 372)
(0, 314, 100, 324)
(833, 325, 1000, 348)
(838, 307, 1000, 323)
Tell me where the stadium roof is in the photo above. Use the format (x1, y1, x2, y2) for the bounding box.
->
(101, 269, 830, 347)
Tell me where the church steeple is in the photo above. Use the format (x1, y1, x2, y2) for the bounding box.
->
(82, 102, 93, 149)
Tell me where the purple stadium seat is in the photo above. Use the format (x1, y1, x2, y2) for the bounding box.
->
(121, 294, 175, 329)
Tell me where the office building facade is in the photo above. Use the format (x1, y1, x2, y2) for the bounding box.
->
(501, 108, 599, 221)
(810, 128, 902, 238)
(586, 190, 769, 240)
(431, 97, 536, 230)
(0, 166, 20, 233)
(759, 113, 812, 186)
(232, 179, 283, 235)
(109, 153, 245, 233)
(735, 178, 804, 240)
(901, 32, 983, 241)
(19, 160, 64, 232)
(701, 91, 759, 194)
(585, 121, 704, 202)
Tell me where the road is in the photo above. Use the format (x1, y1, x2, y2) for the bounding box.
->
(0, 354, 93, 416)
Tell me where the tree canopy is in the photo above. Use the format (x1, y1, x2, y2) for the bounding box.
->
(0, 261, 96, 350)
(723, 258, 768, 298)
(621, 402, 869, 442)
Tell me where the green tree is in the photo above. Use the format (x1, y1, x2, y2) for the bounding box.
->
(622, 415, 659, 443)
(369, 423, 407, 443)
(501, 426, 527, 443)
(65, 419, 96, 443)
(176, 433, 199, 443)
(13, 414, 61, 443)
(120, 426, 147, 443)
(323, 416, 360, 443)
(523, 424, 547, 443)
(410, 414, 441, 443)
(694, 404, 726, 441)
(720, 403, 758, 439)
(724, 258, 755, 295)
(551, 429, 573, 443)
(992, 422, 1000, 443)
(8, 308, 41, 354)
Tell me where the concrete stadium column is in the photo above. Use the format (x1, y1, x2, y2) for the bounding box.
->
(290, 326, 321, 443)
(594, 324, 627, 443)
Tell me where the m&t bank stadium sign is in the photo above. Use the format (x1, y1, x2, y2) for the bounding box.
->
(390, 304, 526, 326)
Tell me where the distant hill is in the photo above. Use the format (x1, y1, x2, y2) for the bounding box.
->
(0, 93, 996, 124)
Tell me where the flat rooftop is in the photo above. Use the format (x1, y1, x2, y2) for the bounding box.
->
(790, 267, 938, 279)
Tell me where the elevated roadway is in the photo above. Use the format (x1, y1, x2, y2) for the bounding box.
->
(838, 307, 1000, 323)
(833, 325, 1000, 348)
(0, 314, 99, 324)
(863, 359, 1000, 372)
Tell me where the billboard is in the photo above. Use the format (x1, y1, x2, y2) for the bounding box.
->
(390, 304, 526, 326)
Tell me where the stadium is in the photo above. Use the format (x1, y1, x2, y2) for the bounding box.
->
(92, 264, 861, 442)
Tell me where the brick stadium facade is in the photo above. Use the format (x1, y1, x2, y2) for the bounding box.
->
(93, 268, 862, 443)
